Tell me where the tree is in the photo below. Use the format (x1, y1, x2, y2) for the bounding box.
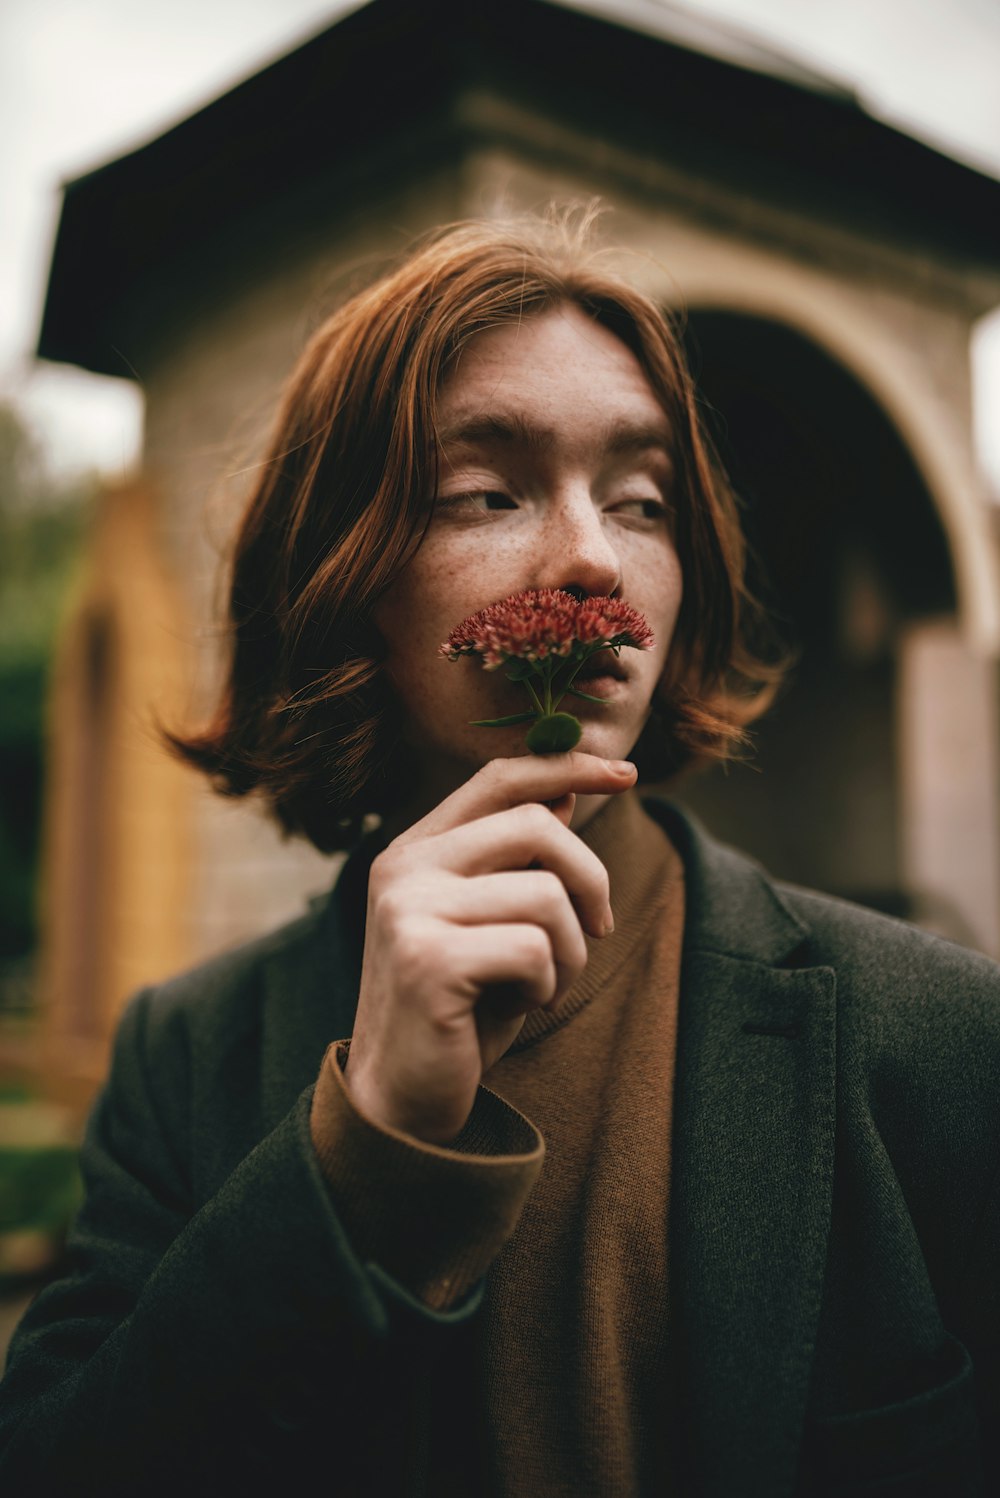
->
(0, 402, 95, 996)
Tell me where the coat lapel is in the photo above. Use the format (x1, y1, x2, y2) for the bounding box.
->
(258, 833, 379, 1132)
(646, 801, 837, 1498)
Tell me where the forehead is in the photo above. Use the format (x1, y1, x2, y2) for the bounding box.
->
(436, 304, 671, 454)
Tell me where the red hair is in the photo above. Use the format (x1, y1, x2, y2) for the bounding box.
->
(169, 211, 783, 850)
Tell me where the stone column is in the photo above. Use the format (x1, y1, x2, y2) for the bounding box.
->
(897, 618, 1000, 956)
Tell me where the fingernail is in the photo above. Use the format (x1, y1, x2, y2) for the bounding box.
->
(605, 759, 636, 777)
(604, 908, 615, 936)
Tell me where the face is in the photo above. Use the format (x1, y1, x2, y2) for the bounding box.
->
(374, 303, 684, 820)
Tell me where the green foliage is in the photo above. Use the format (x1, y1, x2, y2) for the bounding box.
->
(0, 1146, 81, 1233)
(0, 406, 94, 669)
(0, 402, 97, 970)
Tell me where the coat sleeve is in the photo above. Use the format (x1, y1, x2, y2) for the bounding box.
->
(0, 988, 483, 1496)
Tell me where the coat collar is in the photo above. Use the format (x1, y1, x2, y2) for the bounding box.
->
(642, 795, 811, 964)
(645, 798, 836, 1497)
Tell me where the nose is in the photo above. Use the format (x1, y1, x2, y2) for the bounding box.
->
(538, 488, 622, 600)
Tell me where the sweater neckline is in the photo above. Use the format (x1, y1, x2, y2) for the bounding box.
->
(510, 788, 684, 1050)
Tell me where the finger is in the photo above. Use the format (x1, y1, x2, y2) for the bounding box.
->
(410, 752, 635, 839)
(545, 791, 576, 828)
(423, 804, 612, 938)
(448, 923, 557, 1010)
(436, 870, 589, 995)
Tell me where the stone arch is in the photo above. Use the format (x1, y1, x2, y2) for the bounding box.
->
(668, 307, 999, 951)
(672, 281, 1000, 653)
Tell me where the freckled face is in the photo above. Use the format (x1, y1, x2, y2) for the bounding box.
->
(373, 304, 684, 807)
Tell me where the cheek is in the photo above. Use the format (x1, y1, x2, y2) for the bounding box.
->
(666, 551, 684, 631)
(387, 540, 520, 656)
(375, 557, 446, 652)
(638, 548, 683, 686)
(636, 544, 683, 636)
(658, 559, 686, 680)
(374, 554, 482, 714)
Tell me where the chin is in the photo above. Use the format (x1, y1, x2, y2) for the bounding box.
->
(572, 722, 640, 761)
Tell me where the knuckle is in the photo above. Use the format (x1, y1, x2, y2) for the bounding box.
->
(533, 869, 568, 915)
(520, 801, 553, 837)
(520, 925, 552, 968)
(368, 845, 403, 892)
(390, 916, 434, 976)
(370, 875, 406, 927)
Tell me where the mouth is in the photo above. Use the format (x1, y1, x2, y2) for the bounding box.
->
(564, 656, 630, 704)
(573, 654, 629, 685)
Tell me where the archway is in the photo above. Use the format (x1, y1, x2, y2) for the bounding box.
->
(674, 311, 960, 920)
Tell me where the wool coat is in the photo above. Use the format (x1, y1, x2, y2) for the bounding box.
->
(1, 799, 997, 1497)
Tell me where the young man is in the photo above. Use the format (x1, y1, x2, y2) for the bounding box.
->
(1, 216, 997, 1497)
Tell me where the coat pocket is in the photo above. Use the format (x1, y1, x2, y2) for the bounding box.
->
(804, 1334, 982, 1496)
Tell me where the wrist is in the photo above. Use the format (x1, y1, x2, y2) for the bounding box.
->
(342, 1053, 468, 1146)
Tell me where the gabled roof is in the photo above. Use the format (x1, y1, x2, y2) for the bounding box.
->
(38, 0, 1000, 377)
(553, 0, 856, 97)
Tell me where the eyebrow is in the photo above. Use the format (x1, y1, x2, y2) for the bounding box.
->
(437, 410, 673, 460)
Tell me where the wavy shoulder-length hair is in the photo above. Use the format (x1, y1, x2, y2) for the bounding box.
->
(169, 210, 784, 851)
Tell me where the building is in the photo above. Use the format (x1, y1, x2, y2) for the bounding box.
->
(26, 0, 1000, 1107)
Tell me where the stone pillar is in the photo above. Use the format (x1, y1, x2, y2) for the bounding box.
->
(897, 618, 1000, 956)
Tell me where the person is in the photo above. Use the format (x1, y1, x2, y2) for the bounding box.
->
(1, 211, 997, 1498)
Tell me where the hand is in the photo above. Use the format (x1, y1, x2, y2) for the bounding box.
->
(343, 752, 637, 1143)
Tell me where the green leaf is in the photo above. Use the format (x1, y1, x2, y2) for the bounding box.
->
(525, 713, 582, 754)
(566, 687, 609, 704)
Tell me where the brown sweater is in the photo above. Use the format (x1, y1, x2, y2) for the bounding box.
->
(311, 789, 685, 1496)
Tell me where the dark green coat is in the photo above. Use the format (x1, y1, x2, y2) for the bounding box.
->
(1, 801, 998, 1496)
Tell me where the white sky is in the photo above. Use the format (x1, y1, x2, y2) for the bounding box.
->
(2, 0, 1000, 487)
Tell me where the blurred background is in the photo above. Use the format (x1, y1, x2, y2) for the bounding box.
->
(2, 0, 1000, 1327)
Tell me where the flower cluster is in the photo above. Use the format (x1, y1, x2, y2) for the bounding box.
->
(440, 588, 654, 754)
(440, 588, 654, 669)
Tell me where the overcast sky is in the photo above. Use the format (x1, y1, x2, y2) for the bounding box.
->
(2, 0, 999, 486)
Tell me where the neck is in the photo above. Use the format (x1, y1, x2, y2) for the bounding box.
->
(570, 792, 612, 832)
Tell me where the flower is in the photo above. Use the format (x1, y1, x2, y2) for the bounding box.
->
(440, 589, 653, 667)
(440, 589, 654, 754)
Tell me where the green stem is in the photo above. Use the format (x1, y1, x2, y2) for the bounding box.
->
(524, 678, 544, 716)
(551, 643, 612, 711)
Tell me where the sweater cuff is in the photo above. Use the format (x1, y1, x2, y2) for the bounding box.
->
(310, 1042, 544, 1311)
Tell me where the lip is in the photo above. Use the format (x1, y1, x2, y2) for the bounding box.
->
(574, 655, 628, 684)
(567, 672, 627, 702)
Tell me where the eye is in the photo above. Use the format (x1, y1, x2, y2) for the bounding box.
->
(438, 490, 517, 514)
(611, 497, 671, 521)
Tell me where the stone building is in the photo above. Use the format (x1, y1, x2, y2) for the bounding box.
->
(25, 0, 1000, 1107)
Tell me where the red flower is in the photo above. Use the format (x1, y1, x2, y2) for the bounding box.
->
(440, 589, 654, 754)
(440, 588, 653, 669)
